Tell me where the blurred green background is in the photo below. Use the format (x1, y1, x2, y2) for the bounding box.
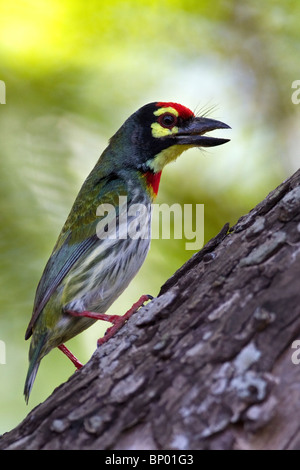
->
(0, 0, 299, 435)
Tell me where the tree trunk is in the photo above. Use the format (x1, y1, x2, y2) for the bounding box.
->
(1, 169, 300, 450)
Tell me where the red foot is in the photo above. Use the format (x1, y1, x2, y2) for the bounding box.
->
(97, 294, 153, 346)
(65, 294, 153, 348)
(58, 344, 83, 369)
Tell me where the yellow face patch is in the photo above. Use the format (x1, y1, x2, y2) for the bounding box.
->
(153, 106, 179, 117)
(148, 106, 192, 171)
(151, 122, 178, 138)
(151, 106, 179, 138)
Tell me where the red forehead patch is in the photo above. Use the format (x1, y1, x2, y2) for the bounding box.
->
(156, 102, 194, 119)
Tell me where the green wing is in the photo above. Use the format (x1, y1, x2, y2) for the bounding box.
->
(25, 171, 128, 339)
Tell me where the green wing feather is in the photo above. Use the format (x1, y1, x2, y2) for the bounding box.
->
(25, 171, 129, 339)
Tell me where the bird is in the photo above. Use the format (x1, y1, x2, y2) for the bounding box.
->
(24, 101, 230, 402)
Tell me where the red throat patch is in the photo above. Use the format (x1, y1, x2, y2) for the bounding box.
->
(156, 102, 194, 120)
(144, 171, 162, 196)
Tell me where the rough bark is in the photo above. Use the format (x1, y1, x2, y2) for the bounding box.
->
(1, 169, 300, 450)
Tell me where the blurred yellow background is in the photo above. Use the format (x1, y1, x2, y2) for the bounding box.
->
(0, 0, 299, 434)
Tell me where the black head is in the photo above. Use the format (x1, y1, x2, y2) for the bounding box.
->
(106, 101, 230, 174)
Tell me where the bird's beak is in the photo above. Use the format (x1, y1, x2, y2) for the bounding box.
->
(175, 117, 231, 147)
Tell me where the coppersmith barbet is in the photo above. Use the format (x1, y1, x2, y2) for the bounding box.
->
(24, 101, 230, 401)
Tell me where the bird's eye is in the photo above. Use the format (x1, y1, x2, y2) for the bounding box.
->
(158, 113, 178, 129)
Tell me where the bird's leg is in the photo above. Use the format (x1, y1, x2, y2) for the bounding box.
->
(58, 344, 83, 369)
(58, 295, 152, 369)
(65, 294, 153, 348)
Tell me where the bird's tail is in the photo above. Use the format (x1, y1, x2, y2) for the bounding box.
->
(24, 333, 47, 404)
